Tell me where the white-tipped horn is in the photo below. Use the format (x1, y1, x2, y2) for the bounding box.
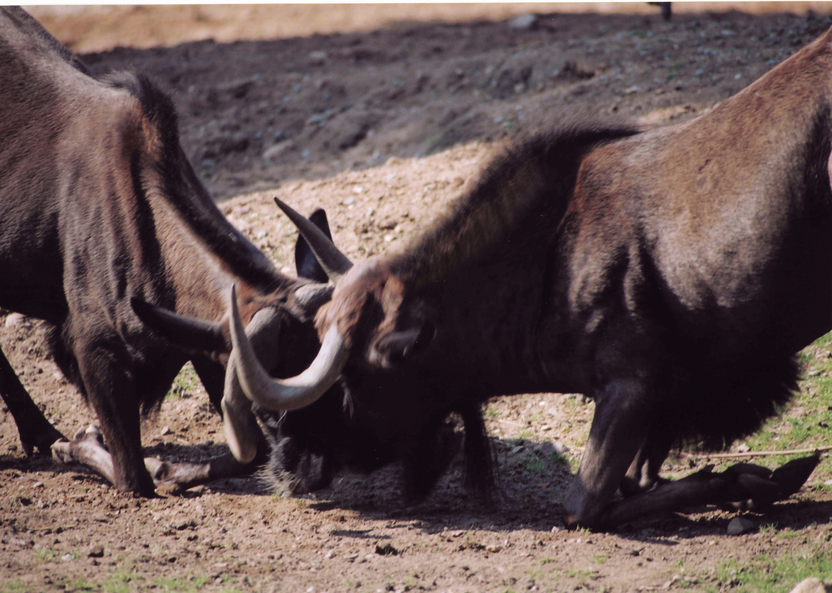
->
(228, 284, 348, 411)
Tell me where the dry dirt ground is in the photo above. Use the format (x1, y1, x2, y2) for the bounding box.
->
(3, 4, 832, 592)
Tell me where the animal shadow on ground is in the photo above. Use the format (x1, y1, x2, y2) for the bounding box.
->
(6, 433, 828, 536)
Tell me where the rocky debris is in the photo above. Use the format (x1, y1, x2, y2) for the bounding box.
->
(4, 313, 26, 328)
(726, 517, 756, 535)
(789, 578, 832, 593)
(508, 14, 538, 30)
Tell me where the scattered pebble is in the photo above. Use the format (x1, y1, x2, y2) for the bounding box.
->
(309, 50, 327, 64)
(727, 517, 756, 535)
(375, 543, 399, 556)
(508, 14, 537, 30)
(4, 313, 26, 328)
(788, 578, 832, 593)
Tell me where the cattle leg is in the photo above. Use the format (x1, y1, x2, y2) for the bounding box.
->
(53, 425, 265, 492)
(620, 421, 675, 496)
(589, 455, 820, 528)
(74, 342, 156, 496)
(561, 378, 653, 529)
(0, 344, 64, 455)
(52, 425, 119, 484)
(146, 448, 266, 492)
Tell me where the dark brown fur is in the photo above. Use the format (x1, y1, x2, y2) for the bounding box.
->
(294, 26, 832, 528)
(0, 7, 324, 495)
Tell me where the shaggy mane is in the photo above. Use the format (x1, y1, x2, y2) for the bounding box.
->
(391, 122, 640, 286)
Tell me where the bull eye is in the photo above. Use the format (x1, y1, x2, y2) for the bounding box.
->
(376, 321, 436, 366)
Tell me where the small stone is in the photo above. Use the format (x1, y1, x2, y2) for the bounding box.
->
(160, 426, 172, 436)
(788, 578, 832, 593)
(309, 50, 327, 64)
(88, 545, 104, 558)
(375, 543, 399, 556)
(509, 14, 538, 30)
(263, 141, 292, 162)
(727, 517, 756, 535)
(4, 313, 25, 328)
(533, 441, 569, 457)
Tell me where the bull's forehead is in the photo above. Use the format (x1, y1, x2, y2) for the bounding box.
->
(337, 258, 390, 290)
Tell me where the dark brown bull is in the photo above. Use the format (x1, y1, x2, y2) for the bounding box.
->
(228, 26, 832, 528)
(0, 7, 336, 496)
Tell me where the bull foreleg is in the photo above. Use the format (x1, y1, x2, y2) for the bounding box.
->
(0, 344, 65, 455)
(73, 340, 157, 496)
(562, 378, 654, 528)
(620, 420, 676, 496)
(52, 425, 119, 485)
(591, 454, 820, 529)
(52, 424, 264, 493)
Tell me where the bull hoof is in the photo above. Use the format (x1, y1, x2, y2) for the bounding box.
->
(52, 425, 106, 466)
(561, 484, 603, 530)
(51, 439, 73, 466)
(144, 458, 185, 496)
(20, 426, 64, 457)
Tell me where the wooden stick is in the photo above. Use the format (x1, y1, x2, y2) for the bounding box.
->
(684, 445, 832, 460)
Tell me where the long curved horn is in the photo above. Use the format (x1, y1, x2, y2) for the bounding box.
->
(131, 298, 229, 353)
(274, 198, 353, 283)
(220, 305, 285, 463)
(228, 284, 349, 411)
(221, 353, 259, 463)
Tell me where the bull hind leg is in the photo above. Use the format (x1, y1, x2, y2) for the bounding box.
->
(0, 344, 64, 455)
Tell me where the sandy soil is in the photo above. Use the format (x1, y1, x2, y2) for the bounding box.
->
(2, 4, 832, 592)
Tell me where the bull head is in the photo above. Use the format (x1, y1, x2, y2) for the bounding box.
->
(132, 208, 338, 465)
(228, 200, 438, 410)
(227, 201, 484, 503)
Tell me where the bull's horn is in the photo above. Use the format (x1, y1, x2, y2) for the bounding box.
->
(131, 298, 229, 353)
(221, 353, 259, 463)
(274, 198, 353, 283)
(228, 284, 348, 411)
(292, 283, 334, 313)
(220, 306, 283, 463)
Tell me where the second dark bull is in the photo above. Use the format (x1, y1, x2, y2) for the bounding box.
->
(229, 25, 832, 528)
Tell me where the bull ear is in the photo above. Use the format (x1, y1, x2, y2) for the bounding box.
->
(294, 208, 332, 283)
(375, 322, 436, 366)
(131, 298, 230, 353)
